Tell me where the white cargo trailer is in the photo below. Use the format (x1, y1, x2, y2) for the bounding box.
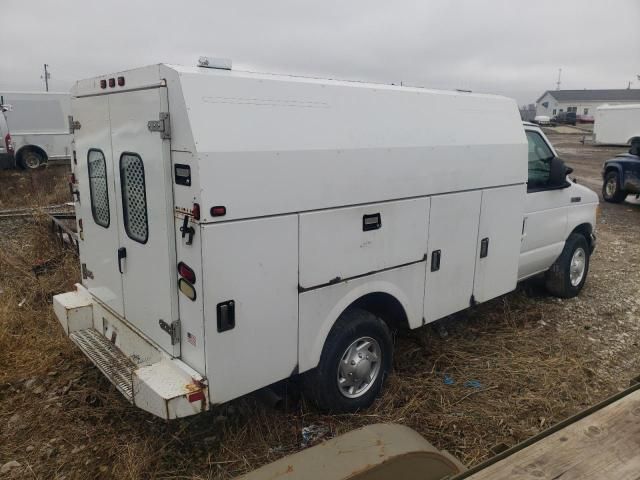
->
(593, 104, 640, 146)
(53, 62, 598, 418)
(0, 91, 72, 168)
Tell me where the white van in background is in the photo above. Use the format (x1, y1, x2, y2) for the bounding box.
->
(53, 62, 598, 419)
(594, 104, 640, 146)
(0, 92, 72, 168)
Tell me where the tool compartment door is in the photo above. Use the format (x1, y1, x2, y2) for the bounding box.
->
(473, 184, 526, 302)
(299, 198, 430, 289)
(109, 87, 179, 355)
(72, 95, 125, 315)
(424, 191, 482, 323)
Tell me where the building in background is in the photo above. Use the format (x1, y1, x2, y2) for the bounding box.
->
(535, 89, 640, 119)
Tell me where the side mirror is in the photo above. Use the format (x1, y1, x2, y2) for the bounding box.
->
(549, 157, 571, 188)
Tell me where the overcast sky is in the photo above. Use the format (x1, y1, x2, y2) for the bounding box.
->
(1, 0, 638, 105)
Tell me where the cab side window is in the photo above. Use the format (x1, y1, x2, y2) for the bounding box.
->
(526, 131, 554, 190)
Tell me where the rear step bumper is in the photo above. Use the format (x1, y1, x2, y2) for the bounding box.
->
(53, 284, 208, 419)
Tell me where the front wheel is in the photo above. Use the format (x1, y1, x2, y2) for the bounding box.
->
(545, 233, 590, 298)
(303, 308, 392, 412)
(602, 171, 626, 203)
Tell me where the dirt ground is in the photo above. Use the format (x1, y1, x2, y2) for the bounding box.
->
(0, 134, 638, 479)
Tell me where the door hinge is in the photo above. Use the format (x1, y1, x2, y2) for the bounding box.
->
(147, 112, 171, 140)
(68, 115, 81, 133)
(159, 319, 180, 345)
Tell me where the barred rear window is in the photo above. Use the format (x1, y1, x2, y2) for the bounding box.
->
(87, 149, 110, 228)
(120, 153, 148, 244)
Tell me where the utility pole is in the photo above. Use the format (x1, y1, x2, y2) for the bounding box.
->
(555, 68, 562, 90)
(42, 64, 50, 92)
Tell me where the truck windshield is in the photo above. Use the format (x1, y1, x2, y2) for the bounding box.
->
(526, 131, 554, 189)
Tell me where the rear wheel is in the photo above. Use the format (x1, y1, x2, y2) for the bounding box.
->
(602, 171, 626, 203)
(19, 149, 45, 169)
(303, 308, 392, 412)
(545, 233, 590, 298)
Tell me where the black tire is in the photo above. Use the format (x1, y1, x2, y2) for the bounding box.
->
(303, 308, 392, 412)
(545, 233, 590, 298)
(19, 149, 44, 169)
(602, 171, 626, 203)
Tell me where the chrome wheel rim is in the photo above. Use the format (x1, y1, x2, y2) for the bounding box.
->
(570, 247, 586, 286)
(337, 336, 381, 398)
(24, 154, 39, 169)
(605, 178, 617, 197)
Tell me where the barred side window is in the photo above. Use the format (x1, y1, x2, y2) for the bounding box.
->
(87, 149, 110, 228)
(120, 153, 148, 244)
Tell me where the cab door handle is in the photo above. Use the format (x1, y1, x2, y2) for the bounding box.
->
(117, 247, 127, 274)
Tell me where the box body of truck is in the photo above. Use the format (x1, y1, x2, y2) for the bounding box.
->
(54, 63, 534, 418)
(594, 103, 640, 146)
(0, 91, 72, 168)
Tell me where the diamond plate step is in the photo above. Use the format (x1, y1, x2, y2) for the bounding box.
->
(70, 328, 135, 402)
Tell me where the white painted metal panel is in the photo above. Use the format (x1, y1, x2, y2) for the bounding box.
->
(298, 262, 426, 373)
(171, 66, 526, 223)
(299, 198, 429, 288)
(171, 151, 205, 374)
(518, 190, 569, 279)
(72, 95, 124, 315)
(201, 216, 298, 404)
(424, 191, 481, 323)
(473, 185, 526, 302)
(109, 87, 179, 355)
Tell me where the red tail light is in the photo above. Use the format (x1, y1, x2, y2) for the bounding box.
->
(69, 173, 76, 184)
(5, 133, 13, 153)
(191, 203, 200, 220)
(178, 262, 196, 284)
(210, 206, 226, 217)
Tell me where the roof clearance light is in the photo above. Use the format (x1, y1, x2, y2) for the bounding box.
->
(117, 76, 125, 87)
(178, 278, 197, 301)
(100, 80, 107, 89)
(108, 78, 116, 88)
(197, 56, 232, 70)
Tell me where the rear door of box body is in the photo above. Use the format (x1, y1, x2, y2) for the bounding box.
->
(73, 95, 125, 316)
(73, 87, 179, 356)
(108, 87, 179, 355)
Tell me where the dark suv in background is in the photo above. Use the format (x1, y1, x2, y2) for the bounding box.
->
(552, 111, 577, 126)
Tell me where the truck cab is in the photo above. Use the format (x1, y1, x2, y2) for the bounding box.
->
(520, 122, 598, 296)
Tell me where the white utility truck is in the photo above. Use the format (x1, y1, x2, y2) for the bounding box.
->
(53, 60, 598, 419)
(593, 104, 640, 146)
(0, 91, 72, 168)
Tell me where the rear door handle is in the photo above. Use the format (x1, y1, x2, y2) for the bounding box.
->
(117, 247, 127, 274)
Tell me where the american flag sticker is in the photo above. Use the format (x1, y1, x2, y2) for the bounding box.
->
(187, 332, 197, 347)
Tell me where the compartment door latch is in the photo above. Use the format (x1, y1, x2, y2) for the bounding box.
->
(147, 112, 171, 140)
(159, 319, 180, 345)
